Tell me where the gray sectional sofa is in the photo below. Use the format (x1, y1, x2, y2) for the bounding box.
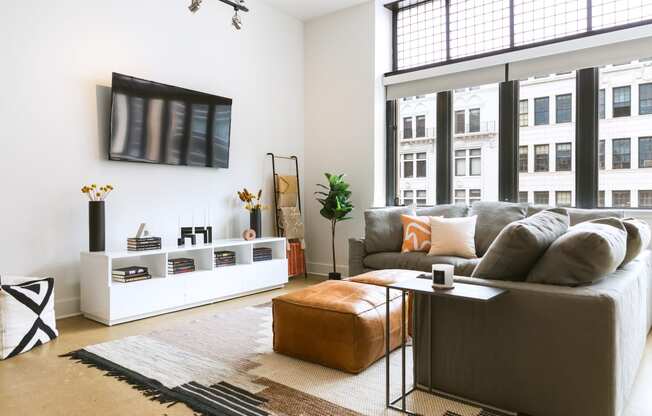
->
(349, 202, 652, 416)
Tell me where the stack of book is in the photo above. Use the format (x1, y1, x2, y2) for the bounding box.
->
(214, 251, 236, 267)
(127, 237, 162, 251)
(168, 258, 195, 275)
(112, 266, 151, 283)
(253, 247, 272, 262)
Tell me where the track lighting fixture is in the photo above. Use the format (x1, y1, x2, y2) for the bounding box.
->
(188, 0, 249, 30)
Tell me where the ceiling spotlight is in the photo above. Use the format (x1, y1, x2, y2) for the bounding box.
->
(232, 8, 243, 30)
(188, 0, 202, 13)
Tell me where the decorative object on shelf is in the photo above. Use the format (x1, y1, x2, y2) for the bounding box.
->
(112, 266, 151, 283)
(242, 229, 256, 241)
(127, 237, 162, 252)
(81, 183, 114, 252)
(179, 227, 197, 247)
(315, 173, 354, 280)
(0, 276, 58, 360)
(188, 0, 249, 30)
(168, 258, 196, 275)
(268, 153, 308, 279)
(215, 250, 236, 267)
(431, 264, 455, 290)
(237, 188, 266, 238)
(253, 247, 272, 262)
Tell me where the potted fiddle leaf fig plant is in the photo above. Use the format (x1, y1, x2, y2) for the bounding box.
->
(315, 173, 354, 280)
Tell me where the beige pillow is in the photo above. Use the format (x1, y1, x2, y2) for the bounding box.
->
(428, 216, 478, 258)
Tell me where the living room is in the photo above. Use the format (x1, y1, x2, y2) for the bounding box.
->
(1, 1, 651, 415)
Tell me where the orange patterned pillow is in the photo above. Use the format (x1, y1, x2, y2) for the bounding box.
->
(401, 214, 433, 253)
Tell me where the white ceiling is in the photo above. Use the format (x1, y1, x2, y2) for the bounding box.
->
(261, 0, 370, 21)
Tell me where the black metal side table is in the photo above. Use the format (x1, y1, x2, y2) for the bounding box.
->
(385, 278, 508, 415)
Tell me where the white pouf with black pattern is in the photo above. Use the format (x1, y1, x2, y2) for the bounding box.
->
(0, 276, 58, 360)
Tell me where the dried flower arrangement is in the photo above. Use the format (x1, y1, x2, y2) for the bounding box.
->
(81, 184, 115, 201)
(237, 188, 265, 212)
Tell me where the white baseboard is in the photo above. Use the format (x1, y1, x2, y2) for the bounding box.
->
(307, 262, 349, 277)
(55, 297, 81, 320)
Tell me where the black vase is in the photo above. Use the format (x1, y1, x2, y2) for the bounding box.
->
(89, 201, 105, 252)
(250, 209, 262, 238)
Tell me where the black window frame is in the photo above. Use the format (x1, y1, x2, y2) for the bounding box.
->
(534, 97, 549, 125)
(555, 94, 572, 123)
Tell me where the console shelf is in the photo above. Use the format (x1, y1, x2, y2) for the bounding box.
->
(80, 237, 287, 326)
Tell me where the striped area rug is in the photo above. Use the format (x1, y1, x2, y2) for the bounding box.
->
(64, 303, 511, 416)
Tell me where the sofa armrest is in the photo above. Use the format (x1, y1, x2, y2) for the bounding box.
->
(348, 238, 367, 277)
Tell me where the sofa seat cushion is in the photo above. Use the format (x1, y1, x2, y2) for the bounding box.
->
(272, 280, 404, 373)
(365, 206, 415, 254)
(469, 202, 528, 256)
(363, 252, 480, 276)
(527, 218, 627, 286)
(472, 209, 569, 281)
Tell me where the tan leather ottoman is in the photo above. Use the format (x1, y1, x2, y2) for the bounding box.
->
(272, 280, 404, 374)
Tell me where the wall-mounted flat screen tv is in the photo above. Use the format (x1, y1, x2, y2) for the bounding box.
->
(109, 73, 232, 168)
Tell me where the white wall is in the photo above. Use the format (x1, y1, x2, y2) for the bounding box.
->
(0, 0, 304, 317)
(303, 1, 389, 276)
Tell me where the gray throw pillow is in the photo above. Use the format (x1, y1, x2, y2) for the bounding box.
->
(469, 201, 528, 256)
(526, 218, 627, 286)
(472, 209, 569, 281)
(416, 204, 468, 218)
(364, 206, 415, 253)
(620, 218, 652, 266)
(565, 208, 625, 226)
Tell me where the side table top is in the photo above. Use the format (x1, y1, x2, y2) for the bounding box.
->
(388, 277, 507, 302)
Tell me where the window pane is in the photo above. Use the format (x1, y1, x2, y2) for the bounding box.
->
(403, 117, 413, 139)
(469, 189, 481, 204)
(470, 156, 481, 176)
(639, 190, 652, 208)
(454, 189, 466, 204)
(640, 137, 652, 168)
(534, 191, 549, 205)
(534, 144, 549, 172)
(449, 0, 510, 60)
(518, 191, 528, 203)
(640, 83, 652, 115)
(519, 99, 528, 127)
(612, 190, 631, 208)
(398, 94, 436, 206)
(395, 1, 447, 70)
(534, 97, 549, 125)
(556, 94, 572, 123)
(469, 108, 480, 133)
(599, 140, 605, 170)
(599, 89, 606, 119)
(592, 0, 652, 30)
(556, 191, 572, 207)
(455, 111, 465, 134)
(519, 146, 528, 172)
(555, 142, 572, 171)
(455, 157, 466, 176)
(612, 138, 631, 169)
(613, 86, 631, 117)
(514, 0, 587, 46)
(598, 190, 605, 208)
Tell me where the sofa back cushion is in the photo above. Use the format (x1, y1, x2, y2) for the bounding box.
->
(469, 202, 528, 256)
(528, 206, 624, 226)
(416, 204, 468, 218)
(472, 209, 569, 281)
(364, 206, 415, 254)
(526, 218, 627, 286)
(621, 218, 652, 266)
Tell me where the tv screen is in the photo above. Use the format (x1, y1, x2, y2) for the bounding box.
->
(109, 73, 232, 168)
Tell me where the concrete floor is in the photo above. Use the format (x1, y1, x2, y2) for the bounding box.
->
(0, 275, 651, 416)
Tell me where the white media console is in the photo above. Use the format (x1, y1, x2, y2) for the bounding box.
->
(80, 237, 288, 326)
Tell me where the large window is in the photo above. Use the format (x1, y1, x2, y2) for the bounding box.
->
(555, 143, 572, 171)
(534, 97, 549, 125)
(640, 137, 652, 168)
(534, 144, 549, 172)
(519, 146, 528, 172)
(556, 94, 572, 123)
(612, 138, 631, 169)
(613, 86, 631, 117)
(519, 99, 528, 127)
(469, 108, 481, 133)
(640, 83, 652, 115)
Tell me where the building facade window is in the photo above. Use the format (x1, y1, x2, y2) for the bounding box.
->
(613, 86, 631, 117)
(534, 144, 549, 172)
(454, 148, 481, 176)
(640, 83, 652, 115)
(469, 148, 481, 176)
(519, 99, 528, 127)
(556, 191, 572, 207)
(455, 150, 466, 176)
(518, 191, 528, 203)
(454, 189, 466, 204)
(416, 190, 427, 205)
(403, 190, 414, 205)
(639, 190, 652, 208)
(469, 189, 481, 204)
(416, 152, 427, 177)
(519, 146, 528, 172)
(416, 115, 426, 137)
(599, 140, 605, 169)
(403, 117, 413, 139)
(534, 191, 549, 205)
(555, 142, 572, 171)
(556, 94, 572, 123)
(612, 138, 631, 169)
(469, 108, 480, 132)
(455, 110, 465, 134)
(599, 89, 605, 119)
(598, 190, 605, 207)
(640, 137, 652, 168)
(534, 97, 549, 125)
(612, 190, 631, 208)
(402, 153, 414, 177)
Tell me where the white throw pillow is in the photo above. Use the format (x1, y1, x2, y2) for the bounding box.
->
(428, 216, 478, 258)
